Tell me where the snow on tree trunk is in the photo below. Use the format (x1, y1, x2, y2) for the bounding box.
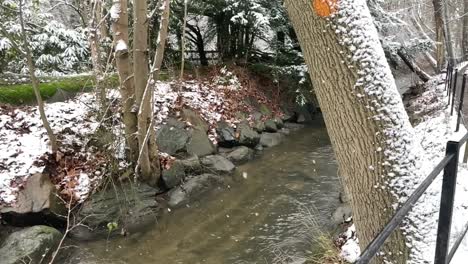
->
(111, 0, 139, 159)
(285, 0, 423, 262)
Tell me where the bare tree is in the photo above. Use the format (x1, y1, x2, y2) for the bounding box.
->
(89, 0, 106, 109)
(110, 0, 139, 159)
(135, 0, 171, 185)
(463, 0, 468, 60)
(432, 0, 446, 70)
(180, 0, 188, 79)
(134, 0, 159, 184)
(15, 0, 58, 152)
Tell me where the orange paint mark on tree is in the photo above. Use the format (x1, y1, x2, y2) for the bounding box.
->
(313, 0, 339, 17)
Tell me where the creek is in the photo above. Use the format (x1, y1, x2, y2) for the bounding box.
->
(76, 121, 341, 264)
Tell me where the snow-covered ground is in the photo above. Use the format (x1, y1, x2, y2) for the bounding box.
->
(0, 70, 281, 206)
(338, 74, 468, 263)
(407, 77, 468, 263)
(0, 93, 99, 204)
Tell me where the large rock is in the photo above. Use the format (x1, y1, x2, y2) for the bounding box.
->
(264, 119, 278, 132)
(156, 121, 190, 155)
(71, 183, 161, 240)
(280, 108, 295, 122)
(294, 103, 315, 123)
(162, 160, 186, 189)
(274, 117, 284, 129)
(237, 123, 260, 147)
(283, 122, 305, 131)
(201, 155, 236, 174)
(0, 225, 62, 264)
(168, 174, 225, 208)
(187, 128, 216, 157)
(179, 155, 203, 174)
(254, 121, 266, 133)
(181, 108, 209, 132)
(216, 121, 237, 147)
(226, 146, 254, 165)
(1, 173, 65, 218)
(259, 133, 284, 148)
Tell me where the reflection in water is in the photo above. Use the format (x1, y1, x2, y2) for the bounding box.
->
(76, 122, 340, 264)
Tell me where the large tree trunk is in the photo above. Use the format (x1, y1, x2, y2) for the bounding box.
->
(18, 0, 57, 153)
(111, 0, 139, 159)
(432, 0, 446, 70)
(285, 0, 421, 262)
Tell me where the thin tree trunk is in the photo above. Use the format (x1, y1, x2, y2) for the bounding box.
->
(432, 0, 446, 70)
(18, 0, 57, 152)
(135, 0, 171, 186)
(409, 17, 438, 71)
(397, 49, 431, 82)
(442, 0, 455, 66)
(186, 23, 208, 66)
(463, 0, 468, 60)
(180, 0, 188, 79)
(133, 0, 152, 181)
(285, 0, 421, 262)
(111, 0, 139, 159)
(89, 0, 105, 110)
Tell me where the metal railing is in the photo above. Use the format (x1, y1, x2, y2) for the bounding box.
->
(356, 65, 468, 264)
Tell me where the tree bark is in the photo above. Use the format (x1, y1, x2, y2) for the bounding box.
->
(111, 0, 139, 159)
(134, 0, 171, 186)
(89, 0, 105, 110)
(133, 0, 153, 181)
(180, 0, 188, 78)
(285, 0, 420, 262)
(442, 0, 455, 66)
(397, 49, 431, 82)
(463, 0, 468, 60)
(432, 0, 446, 70)
(18, 0, 57, 153)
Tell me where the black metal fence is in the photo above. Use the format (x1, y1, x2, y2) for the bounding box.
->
(446, 64, 468, 133)
(356, 65, 468, 264)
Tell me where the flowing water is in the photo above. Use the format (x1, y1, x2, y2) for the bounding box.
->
(76, 121, 340, 264)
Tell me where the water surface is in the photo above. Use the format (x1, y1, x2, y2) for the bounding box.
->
(77, 122, 340, 264)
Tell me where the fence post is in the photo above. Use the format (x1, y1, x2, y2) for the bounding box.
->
(434, 141, 460, 264)
(464, 143, 468, 163)
(445, 65, 451, 92)
(456, 74, 467, 132)
(448, 67, 453, 102)
(451, 69, 459, 115)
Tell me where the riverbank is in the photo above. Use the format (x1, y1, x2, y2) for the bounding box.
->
(64, 122, 344, 264)
(0, 67, 320, 263)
